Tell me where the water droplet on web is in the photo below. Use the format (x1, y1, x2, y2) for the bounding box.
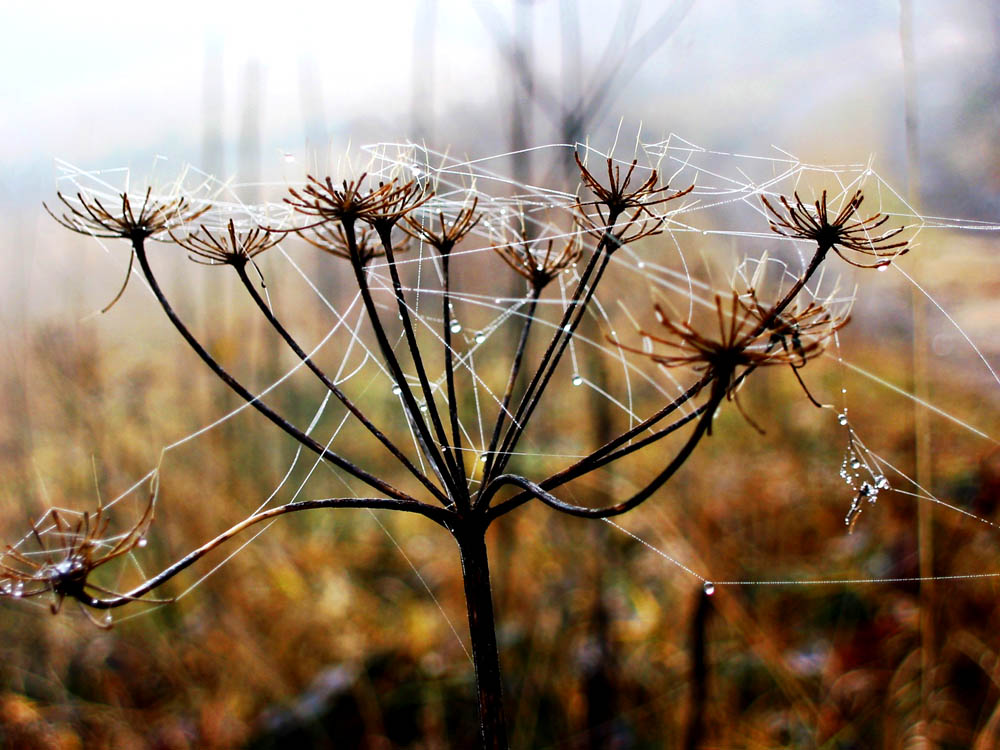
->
(877, 263, 889, 272)
(103, 613, 113, 626)
(392, 384, 402, 395)
(449, 321, 462, 334)
(475, 332, 486, 344)
(637, 261, 645, 269)
(563, 324, 573, 333)
(572, 375, 583, 386)
(876, 475, 890, 490)
(850, 459, 861, 470)
(13, 582, 23, 598)
(703, 582, 715, 596)
(479, 454, 488, 463)
(137, 537, 148, 548)
(838, 413, 848, 426)
(420, 403, 428, 412)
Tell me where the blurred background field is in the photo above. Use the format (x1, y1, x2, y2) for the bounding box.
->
(0, 1, 998, 748)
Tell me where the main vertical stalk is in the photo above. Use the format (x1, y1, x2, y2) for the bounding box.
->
(456, 525, 508, 749)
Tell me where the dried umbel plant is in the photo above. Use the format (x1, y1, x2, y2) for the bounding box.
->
(23, 150, 908, 750)
(1, 488, 163, 628)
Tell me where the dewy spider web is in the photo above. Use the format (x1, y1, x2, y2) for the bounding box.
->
(12, 135, 998, 630)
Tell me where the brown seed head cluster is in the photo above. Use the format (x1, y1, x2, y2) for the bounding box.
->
(492, 228, 582, 292)
(0, 493, 157, 628)
(574, 153, 693, 249)
(45, 188, 208, 242)
(170, 219, 282, 267)
(762, 189, 908, 268)
(403, 198, 481, 255)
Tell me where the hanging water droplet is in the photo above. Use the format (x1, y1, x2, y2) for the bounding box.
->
(703, 582, 715, 596)
(137, 537, 148, 548)
(449, 321, 462, 334)
(392, 384, 402, 395)
(563, 324, 573, 333)
(12, 582, 23, 598)
(475, 332, 486, 344)
(479, 454, 488, 463)
(103, 613, 113, 626)
(850, 459, 861, 470)
(571, 375, 583, 386)
(877, 263, 890, 272)
(841, 388, 847, 394)
(876, 475, 890, 490)
(637, 261, 646, 269)
(420, 403, 428, 412)
(838, 413, 848, 426)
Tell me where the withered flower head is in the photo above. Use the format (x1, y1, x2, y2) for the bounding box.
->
(615, 293, 843, 431)
(284, 174, 428, 231)
(574, 152, 693, 250)
(403, 198, 481, 255)
(45, 187, 208, 243)
(45, 188, 210, 312)
(0, 492, 161, 628)
(492, 225, 581, 292)
(169, 219, 281, 267)
(761, 189, 908, 268)
(300, 222, 409, 266)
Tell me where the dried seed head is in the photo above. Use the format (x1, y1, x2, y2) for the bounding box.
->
(492, 223, 582, 292)
(284, 174, 429, 231)
(169, 219, 281, 267)
(614, 292, 845, 431)
(45, 187, 208, 243)
(403, 197, 481, 255)
(761, 189, 909, 268)
(574, 152, 693, 251)
(0, 490, 163, 628)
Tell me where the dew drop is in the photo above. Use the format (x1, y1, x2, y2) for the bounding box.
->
(12, 583, 23, 598)
(572, 375, 583, 386)
(877, 263, 889, 272)
(479, 454, 488, 463)
(850, 459, 861, 470)
(420, 403, 428, 412)
(449, 321, 462, 334)
(103, 613, 113, 626)
(703, 582, 715, 596)
(392, 384, 402, 395)
(475, 332, 486, 344)
(838, 413, 848, 426)
(137, 537, 148, 548)
(876, 475, 890, 490)
(637, 261, 646, 269)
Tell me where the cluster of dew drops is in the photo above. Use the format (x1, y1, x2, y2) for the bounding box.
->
(838, 405, 891, 532)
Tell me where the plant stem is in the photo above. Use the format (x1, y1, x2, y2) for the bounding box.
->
(456, 524, 509, 750)
(132, 241, 416, 503)
(234, 264, 449, 506)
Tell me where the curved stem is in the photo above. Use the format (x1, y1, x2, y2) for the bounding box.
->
(132, 240, 417, 503)
(87, 496, 453, 609)
(234, 264, 450, 506)
(485, 388, 722, 520)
